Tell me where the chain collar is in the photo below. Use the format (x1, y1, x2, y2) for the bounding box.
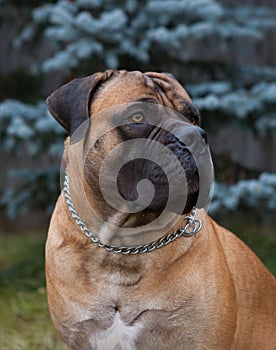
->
(63, 174, 202, 255)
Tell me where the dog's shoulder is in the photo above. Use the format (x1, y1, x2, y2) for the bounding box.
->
(211, 217, 276, 311)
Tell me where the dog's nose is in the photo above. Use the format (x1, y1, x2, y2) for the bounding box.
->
(176, 125, 208, 148)
(194, 126, 208, 144)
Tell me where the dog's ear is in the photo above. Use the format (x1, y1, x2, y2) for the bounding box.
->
(46, 70, 115, 134)
(145, 72, 192, 102)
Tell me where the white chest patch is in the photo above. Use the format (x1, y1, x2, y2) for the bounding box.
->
(89, 313, 142, 350)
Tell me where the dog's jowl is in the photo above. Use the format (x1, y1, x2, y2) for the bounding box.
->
(46, 70, 276, 350)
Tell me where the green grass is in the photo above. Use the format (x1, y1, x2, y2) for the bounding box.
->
(0, 216, 275, 349)
(0, 232, 67, 350)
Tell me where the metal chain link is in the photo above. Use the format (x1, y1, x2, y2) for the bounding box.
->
(63, 174, 202, 255)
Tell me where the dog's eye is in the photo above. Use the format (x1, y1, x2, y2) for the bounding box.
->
(130, 113, 144, 123)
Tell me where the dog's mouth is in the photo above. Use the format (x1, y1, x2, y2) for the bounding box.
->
(114, 120, 209, 216)
(116, 143, 200, 217)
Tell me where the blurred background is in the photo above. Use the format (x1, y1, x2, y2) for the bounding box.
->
(0, 0, 275, 349)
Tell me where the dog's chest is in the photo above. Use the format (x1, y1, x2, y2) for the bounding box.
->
(89, 312, 142, 350)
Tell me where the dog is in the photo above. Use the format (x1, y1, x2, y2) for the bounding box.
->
(46, 70, 276, 350)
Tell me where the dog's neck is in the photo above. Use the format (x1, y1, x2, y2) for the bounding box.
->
(61, 191, 202, 286)
(61, 177, 204, 285)
(64, 170, 202, 248)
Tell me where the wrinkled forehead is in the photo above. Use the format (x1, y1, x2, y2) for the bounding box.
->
(90, 71, 158, 115)
(90, 71, 191, 114)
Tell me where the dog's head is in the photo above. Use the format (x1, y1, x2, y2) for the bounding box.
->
(47, 70, 213, 228)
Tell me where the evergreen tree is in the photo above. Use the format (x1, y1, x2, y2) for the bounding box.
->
(1, 0, 275, 220)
